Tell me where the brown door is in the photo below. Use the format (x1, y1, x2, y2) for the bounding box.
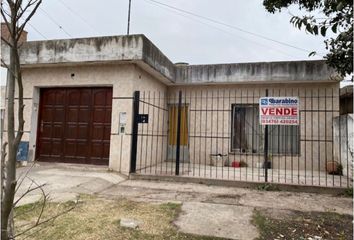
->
(36, 87, 112, 165)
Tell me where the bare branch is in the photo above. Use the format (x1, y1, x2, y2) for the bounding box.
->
(16, 0, 42, 41)
(13, 196, 50, 220)
(14, 198, 78, 238)
(1, 4, 12, 20)
(12, 181, 46, 207)
(1, 36, 13, 47)
(1, 58, 17, 84)
(0, 8, 12, 36)
(28, 177, 47, 225)
(1, 57, 11, 69)
(15, 162, 36, 193)
(16, 0, 37, 21)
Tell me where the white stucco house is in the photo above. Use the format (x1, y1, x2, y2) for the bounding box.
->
(2, 31, 350, 188)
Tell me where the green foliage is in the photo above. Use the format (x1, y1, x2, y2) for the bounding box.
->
(263, 0, 353, 77)
(344, 187, 353, 197)
(251, 210, 268, 234)
(336, 164, 343, 175)
(328, 163, 343, 175)
(257, 183, 280, 191)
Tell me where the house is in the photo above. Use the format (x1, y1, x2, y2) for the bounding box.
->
(340, 85, 353, 115)
(333, 85, 354, 181)
(2, 32, 349, 188)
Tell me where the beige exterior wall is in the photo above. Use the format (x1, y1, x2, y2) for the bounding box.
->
(167, 83, 340, 172)
(4, 61, 339, 175)
(111, 65, 167, 174)
(6, 63, 166, 175)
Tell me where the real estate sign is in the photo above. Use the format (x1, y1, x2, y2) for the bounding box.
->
(259, 97, 299, 125)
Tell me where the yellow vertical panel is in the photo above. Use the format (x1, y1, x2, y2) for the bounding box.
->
(180, 107, 188, 145)
(169, 106, 176, 145)
(168, 106, 189, 146)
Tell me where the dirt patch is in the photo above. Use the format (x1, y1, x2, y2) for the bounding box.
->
(14, 195, 227, 240)
(252, 208, 353, 240)
(203, 194, 242, 205)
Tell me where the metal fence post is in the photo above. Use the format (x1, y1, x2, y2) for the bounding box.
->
(175, 91, 182, 176)
(130, 91, 140, 173)
(264, 89, 269, 182)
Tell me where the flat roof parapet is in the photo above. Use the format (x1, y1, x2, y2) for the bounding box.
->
(175, 60, 340, 84)
(1, 34, 176, 82)
(1, 34, 340, 84)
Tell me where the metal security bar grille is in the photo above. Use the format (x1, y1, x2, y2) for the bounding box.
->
(131, 88, 353, 188)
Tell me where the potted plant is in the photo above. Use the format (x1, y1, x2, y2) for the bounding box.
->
(327, 161, 339, 174)
(327, 161, 343, 175)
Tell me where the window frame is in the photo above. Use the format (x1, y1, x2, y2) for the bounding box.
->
(230, 103, 300, 156)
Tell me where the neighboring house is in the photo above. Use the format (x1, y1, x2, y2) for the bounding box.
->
(340, 85, 353, 115)
(334, 85, 354, 180)
(2, 32, 349, 187)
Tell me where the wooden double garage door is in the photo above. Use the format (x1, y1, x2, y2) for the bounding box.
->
(36, 87, 112, 165)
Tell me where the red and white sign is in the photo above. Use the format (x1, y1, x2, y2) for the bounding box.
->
(259, 97, 299, 125)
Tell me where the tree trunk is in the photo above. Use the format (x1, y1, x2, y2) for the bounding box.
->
(1, 19, 19, 240)
(1, 1, 41, 238)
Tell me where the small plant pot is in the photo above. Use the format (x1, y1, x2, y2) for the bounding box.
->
(327, 161, 338, 174)
(231, 161, 240, 168)
(327, 161, 343, 175)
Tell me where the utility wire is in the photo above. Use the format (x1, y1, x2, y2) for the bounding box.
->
(27, 22, 48, 40)
(57, 0, 101, 35)
(145, 0, 322, 56)
(39, 7, 73, 38)
(144, 0, 298, 59)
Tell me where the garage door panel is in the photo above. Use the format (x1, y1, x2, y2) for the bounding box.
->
(39, 141, 51, 155)
(53, 108, 65, 122)
(76, 143, 88, 157)
(67, 108, 79, 122)
(91, 143, 103, 157)
(78, 108, 90, 122)
(105, 90, 112, 106)
(105, 109, 112, 123)
(52, 124, 63, 138)
(42, 108, 53, 121)
(45, 91, 56, 105)
(65, 125, 78, 139)
(92, 125, 104, 140)
(93, 91, 106, 106)
(51, 141, 62, 155)
(93, 108, 105, 122)
(68, 90, 81, 105)
(81, 92, 90, 105)
(103, 126, 111, 139)
(64, 141, 77, 157)
(41, 124, 52, 138)
(55, 91, 65, 105)
(77, 125, 89, 139)
(37, 87, 112, 165)
(103, 143, 110, 157)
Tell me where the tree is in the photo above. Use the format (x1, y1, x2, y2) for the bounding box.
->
(1, 1, 42, 239)
(263, 0, 353, 77)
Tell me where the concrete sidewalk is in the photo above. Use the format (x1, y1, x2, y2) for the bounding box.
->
(15, 163, 353, 240)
